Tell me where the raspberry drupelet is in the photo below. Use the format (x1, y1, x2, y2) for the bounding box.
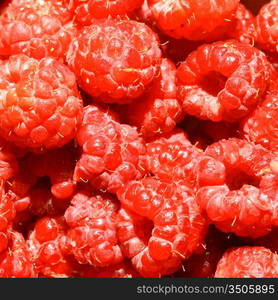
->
(72, 0, 144, 25)
(146, 0, 239, 40)
(215, 246, 278, 278)
(177, 40, 274, 122)
(0, 55, 83, 152)
(66, 19, 162, 104)
(0, 0, 76, 60)
(65, 189, 123, 267)
(197, 138, 278, 238)
(74, 104, 147, 193)
(117, 178, 207, 277)
(126, 58, 183, 139)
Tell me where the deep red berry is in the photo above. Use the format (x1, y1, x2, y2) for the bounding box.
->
(67, 19, 162, 104)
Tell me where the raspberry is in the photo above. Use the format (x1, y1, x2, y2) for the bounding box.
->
(117, 178, 207, 277)
(146, 0, 239, 40)
(0, 139, 18, 182)
(74, 105, 146, 193)
(146, 132, 226, 189)
(197, 138, 277, 238)
(215, 246, 278, 278)
(256, 0, 278, 53)
(65, 189, 123, 267)
(177, 40, 274, 122)
(127, 58, 183, 139)
(0, 55, 83, 152)
(242, 91, 278, 153)
(0, 230, 37, 277)
(27, 217, 76, 278)
(72, 0, 144, 25)
(0, 0, 76, 60)
(66, 19, 162, 104)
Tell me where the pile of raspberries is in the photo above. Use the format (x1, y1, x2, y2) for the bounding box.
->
(0, 0, 276, 278)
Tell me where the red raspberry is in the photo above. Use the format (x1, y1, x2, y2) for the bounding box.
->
(242, 91, 278, 152)
(146, 0, 239, 40)
(256, 0, 278, 53)
(127, 58, 183, 139)
(72, 0, 144, 25)
(27, 217, 76, 278)
(146, 132, 226, 189)
(0, 55, 83, 152)
(0, 230, 37, 278)
(0, 0, 76, 60)
(66, 19, 162, 104)
(65, 190, 123, 267)
(74, 105, 146, 193)
(177, 40, 274, 122)
(117, 178, 207, 277)
(0, 139, 18, 182)
(215, 246, 278, 278)
(197, 138, 277, 238)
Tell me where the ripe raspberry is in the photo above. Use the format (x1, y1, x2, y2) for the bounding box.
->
(0, 55, 83, 152)
(117, 178, 207, 277)
(177, 40, 274, 122)
(0, 139, 18, 182)
(242, 90, 278, 152)
(26, 145, 77, 199)
(0, 0, 76, 60)
(72, 0, 144, 25)
(0, 230, 37, 277)
(27, 217, 76, 278)
(74, 105, 146, 193)
(127, 58, 183, 139)
(215, 247, 278, 278)
(65, 190, 123, 267)
(146, 0, 239, 40)
(146, 133, 226, 189)
(66, 19, 162, 104)
(256, 0, 278, 53)
(197, 138, 277, 238)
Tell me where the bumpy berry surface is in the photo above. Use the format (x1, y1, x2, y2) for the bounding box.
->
(66, 19, 162, 104)
(256, 0, 278, 53)
(146, 0, 239, 40)
(127, 58, 183, 139)
(0, 0, 76, 60)
(0, 139, 18, 182)
(177, 40, 274, 122)
(74, 105, 146, 193)
(117, 178, 207, 277)
(0, 230, 37, 277)
(65, 189, 123, 267)
(197, 138, 277, 238)
(0, 55, 83, 151)
(242, 92, 278, 152)
(215, 246, 278, 278)
(27, 216, 76, 278)
(72, 0, 144, 25)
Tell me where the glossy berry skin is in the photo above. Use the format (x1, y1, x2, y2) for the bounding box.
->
(215, 247, 278, 278)
(127, 58, 183, 139)
(27, 217, 76, 278)
(74, 105, 146, 193)
(117, 178, 207, 277)
(242, 90, 278, 153)
(72, 0, 144, 25)
(0, 0, 76, 60)
(256, 0, 278, 53)
(146, 132, 226, 189)
(0, 55, 83, 152)
(66, 19, 162, 104)
(177, 40, 274, 122)
(146, 0, 239, 40)
(0, 230, 37, 278)
(197, 138, 277, 238)
(65, 190, 123, 267)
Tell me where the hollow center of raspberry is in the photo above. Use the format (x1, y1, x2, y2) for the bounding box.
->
(198, 72, 227, 97)
(226, 170, 260, 191)
(135, 218, 153, 245)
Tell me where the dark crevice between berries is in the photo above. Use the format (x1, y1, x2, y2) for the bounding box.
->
(198, 72, 227, 97)
(226, 170, 260, 191)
